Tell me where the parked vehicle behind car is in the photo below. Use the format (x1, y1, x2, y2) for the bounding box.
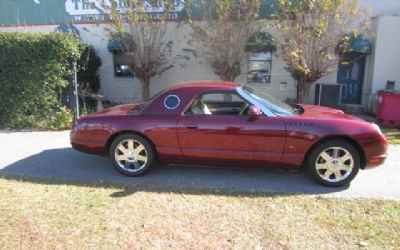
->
(71, 81, 388, 187)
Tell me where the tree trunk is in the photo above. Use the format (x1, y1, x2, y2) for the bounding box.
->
(218, 72, 230, 82)
(221, 74, 233, 102)
(217, 65, 238, 83)
(220, 68, 237, 102)
(298, 79, 312, 104)
(82, 96, 87, 113)
(140, 78, 151, 101)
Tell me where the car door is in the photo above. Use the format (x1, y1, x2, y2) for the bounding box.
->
(176, 92, 287, 165)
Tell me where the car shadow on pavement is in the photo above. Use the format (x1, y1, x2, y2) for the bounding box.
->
(0, 147, 349, 197)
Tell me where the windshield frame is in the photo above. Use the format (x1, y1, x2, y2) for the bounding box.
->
(236, 84, 296, 117)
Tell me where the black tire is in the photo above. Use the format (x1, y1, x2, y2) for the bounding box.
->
(109, 134, 156, 176)
(306, 140, 360, 187)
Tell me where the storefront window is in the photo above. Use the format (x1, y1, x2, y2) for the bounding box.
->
(247, 52, 272, 84)
(114, 52, 133, 78)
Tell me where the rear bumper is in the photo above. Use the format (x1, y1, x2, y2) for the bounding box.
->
(71, 141, 105, 155)
(70, 129, 106, 156)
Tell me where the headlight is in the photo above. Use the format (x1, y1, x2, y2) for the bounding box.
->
(371, 123, 383, 135)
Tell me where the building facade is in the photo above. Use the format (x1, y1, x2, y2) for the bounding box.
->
(1, 0, 400, 114)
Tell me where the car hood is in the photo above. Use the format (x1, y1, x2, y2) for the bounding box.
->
(297, 104, 362, 121)
(89, 103, 144, 117)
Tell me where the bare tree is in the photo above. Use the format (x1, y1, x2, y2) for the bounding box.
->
(275, 0, 366, 103)
(97, 0, 178, 101)
(188, 0, 261, 82)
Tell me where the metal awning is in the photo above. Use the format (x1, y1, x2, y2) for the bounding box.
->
(55, 24, 80, 38)
(338, 34, 372, 54)
(107, 38, 124, 52)
(107, 34, 135, 52)
(245, 32, 277, 53)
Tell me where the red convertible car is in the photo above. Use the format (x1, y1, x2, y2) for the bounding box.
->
(70, 81, 387, 187)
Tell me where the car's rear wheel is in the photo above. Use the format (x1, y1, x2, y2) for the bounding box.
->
(306, 140, 360, 187)
(110, 134, 156, 176)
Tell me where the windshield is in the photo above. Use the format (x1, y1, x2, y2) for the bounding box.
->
(240, 84, 297, 116)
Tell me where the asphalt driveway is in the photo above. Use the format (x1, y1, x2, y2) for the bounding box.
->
(1, 131, 399, 199)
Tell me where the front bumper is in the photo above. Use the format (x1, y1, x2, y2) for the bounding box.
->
(364, 153, 387, 169)
(360, 133, 388, 169)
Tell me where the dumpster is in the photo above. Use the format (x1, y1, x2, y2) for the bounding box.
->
(377, 90, 400, 128)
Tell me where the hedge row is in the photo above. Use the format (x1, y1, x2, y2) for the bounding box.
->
(0, 32, 81, 129)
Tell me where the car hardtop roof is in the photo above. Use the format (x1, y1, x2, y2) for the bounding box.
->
(165, 81, 239, 92)
(142, 81, 241, 115)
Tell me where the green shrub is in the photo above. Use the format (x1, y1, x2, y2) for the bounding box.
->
(0, 31, 81, 130)
(43, 107, 74, 130)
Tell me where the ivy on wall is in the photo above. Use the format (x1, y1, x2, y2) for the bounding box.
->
(0, 32, 81, 129)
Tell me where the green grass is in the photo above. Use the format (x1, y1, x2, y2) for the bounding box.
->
(0, 178, 399, 249)
(382, 128, 400, 144)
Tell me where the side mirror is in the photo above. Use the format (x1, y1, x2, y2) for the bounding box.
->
(247, 105, 262, 117)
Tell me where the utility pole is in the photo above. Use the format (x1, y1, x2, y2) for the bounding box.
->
(73, 60, 79, 120)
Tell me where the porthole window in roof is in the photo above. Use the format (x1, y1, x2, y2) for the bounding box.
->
(164, 95, 180, 109)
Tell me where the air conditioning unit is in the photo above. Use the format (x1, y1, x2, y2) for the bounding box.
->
(314, 84, 342, 109)
(386, 80, 400, 91)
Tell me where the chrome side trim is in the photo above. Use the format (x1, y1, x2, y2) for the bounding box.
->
(236, 86, 277, 117)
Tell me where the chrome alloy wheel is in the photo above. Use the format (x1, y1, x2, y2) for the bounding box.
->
(315, 147, 354, 183)
(114, 139, 148, 172)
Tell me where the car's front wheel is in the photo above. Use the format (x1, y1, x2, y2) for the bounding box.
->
(110, 134, 156, 176)
(306, 140, 360, 187)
